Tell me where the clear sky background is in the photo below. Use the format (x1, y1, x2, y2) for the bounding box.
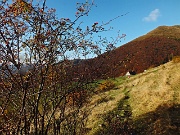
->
(46, 0, 180, 48)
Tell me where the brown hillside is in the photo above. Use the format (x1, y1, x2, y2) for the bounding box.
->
(74, 25, 180, 79)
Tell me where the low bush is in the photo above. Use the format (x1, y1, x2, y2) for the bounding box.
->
(97, 80, 115, 92)
(172, 56, 180, 63)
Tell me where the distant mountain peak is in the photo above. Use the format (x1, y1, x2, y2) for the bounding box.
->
(135, 25, 180, 41)
(71, 25, 180, 79)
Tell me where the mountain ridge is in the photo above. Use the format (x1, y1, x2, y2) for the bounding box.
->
(134, 25, 180, 41)
(75, 25, 180, 79)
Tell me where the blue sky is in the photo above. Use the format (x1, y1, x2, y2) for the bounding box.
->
(46, 0, 180, 47)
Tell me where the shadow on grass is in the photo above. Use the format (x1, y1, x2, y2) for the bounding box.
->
(134, 103, 180, 135)
(94, 103, 180, 135)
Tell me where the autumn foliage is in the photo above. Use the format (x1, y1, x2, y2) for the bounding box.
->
(172, 56, 180, 63)
(97, 80, 115, 92)
(0, 0, 124, 134)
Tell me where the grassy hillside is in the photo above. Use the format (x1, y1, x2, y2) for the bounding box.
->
(85, 59, 180, 135)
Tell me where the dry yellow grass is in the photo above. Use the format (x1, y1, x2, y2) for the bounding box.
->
(85, 61, 180, 134)
(128, 61, 180, 117)
(85, 89, 124, 135)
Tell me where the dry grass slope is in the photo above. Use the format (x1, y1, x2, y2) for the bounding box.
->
(129, 61, 180, 117)
(85, 61, 180, 134)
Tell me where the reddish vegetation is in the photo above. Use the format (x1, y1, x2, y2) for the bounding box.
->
(66, 90, 87, 106)
(72, 26, 180, 79)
